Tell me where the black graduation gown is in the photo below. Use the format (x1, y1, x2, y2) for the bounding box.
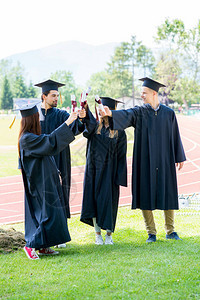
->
(80, 112, 127, 232)
(111, 104, 186, 210)
(19, 123, 75, 249)
(40, 107, 84, 218)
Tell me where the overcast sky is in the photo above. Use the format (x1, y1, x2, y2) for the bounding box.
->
(0, 0, 199, 59)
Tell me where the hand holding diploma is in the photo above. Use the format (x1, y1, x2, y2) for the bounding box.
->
(80, 87, 91, 109)
(65, 112, 78, 126)
(95, 95, 105, 112)
(99, 106, 112, 117)
(78, 108, 86, 119)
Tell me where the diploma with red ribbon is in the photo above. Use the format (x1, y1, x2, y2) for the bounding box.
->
(95, 95, 106, 121)
(80, 86, 91, 109)
(71, 94, 77, 112)
(95, 95, 105, 112)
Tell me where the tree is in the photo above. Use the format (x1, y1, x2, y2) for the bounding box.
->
(87, 71, 108, 96)
(106, 37, 155, 104)
(156, 18, 200, 82)
(106, 43, 132, 99)
(170, 78, 200, 109)
(128, 36, 140, 105)
(12, 75, 28, 98)
(0, 60, 13, 87)
(156, 18, 186, 47)
(0, 76, 13, 109)
(136, 45, 155, 77)
(26, 81, 37, 98)
(155, 51, 182, 104)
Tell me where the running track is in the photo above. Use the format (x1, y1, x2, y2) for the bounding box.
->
(0, 115, 200, 225)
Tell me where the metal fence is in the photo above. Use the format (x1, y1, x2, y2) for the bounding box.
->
(178, 193, 200, 215)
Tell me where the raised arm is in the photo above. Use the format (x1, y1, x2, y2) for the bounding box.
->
(20, 114, 78, 158)
(100, 106, 138, 130)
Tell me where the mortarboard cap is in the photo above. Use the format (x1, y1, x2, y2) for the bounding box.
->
(34, 79, 65, 93)
(9, 102, 40, 129)
(15, 102, 39, 118)
(100, 97, 124, 110)
(139, 77, 166, 92)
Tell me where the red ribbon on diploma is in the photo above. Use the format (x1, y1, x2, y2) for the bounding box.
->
(80, 87, 91, 109)
(71, 95, 77, 112)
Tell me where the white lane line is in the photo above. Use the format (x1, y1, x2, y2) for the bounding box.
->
(0, 190, 23, 196)
(182, 135, 200, 149)
(178, 169, 200, 176)
(0, 201, 23, 206)
(0, 208, 20, 212)
(185, 156, 200, 171)
(184, 158, 200, 164)
(183, 128, 200, 136)
(179, 181, 200, 188)
(0, 214, 24, 220)
(0, 182, 22, 187)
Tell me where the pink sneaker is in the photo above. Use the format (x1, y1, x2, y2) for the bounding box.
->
(38, 247, 59, 256)
(24, 246, 39, 260)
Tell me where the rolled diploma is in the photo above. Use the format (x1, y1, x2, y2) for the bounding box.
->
(71, 95, 77, 112)
(95, 95, 105, 113)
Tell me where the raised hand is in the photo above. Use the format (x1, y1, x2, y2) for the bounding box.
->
(78, 108, 86, 119)
(65, 112, 78, 126)
(99, 106, 112, 117)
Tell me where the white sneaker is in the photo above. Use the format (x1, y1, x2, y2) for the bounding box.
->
(95, 234, 104, 245)
(54, 243, 66, 248)
(105, 234, 113, 245)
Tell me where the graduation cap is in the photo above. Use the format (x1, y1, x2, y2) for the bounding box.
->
(100, 97, 124, 110)
(139, 77, 166, 92)
(34, 79, 65, 93)
(17, 102, 40, 118)
(34, 79, 65, 105)
(19, 103, 38, 118)
(9, 102, 40, 129)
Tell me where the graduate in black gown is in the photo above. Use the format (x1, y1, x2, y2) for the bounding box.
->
(35, 80, 85, 222)
(80, 98, 127, 245)
(18, 103, 79, 259)
(100, 78, 186, 243)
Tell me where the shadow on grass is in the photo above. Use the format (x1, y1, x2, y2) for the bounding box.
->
(38, 227, 200, 259)
(1, 226, 199, 260)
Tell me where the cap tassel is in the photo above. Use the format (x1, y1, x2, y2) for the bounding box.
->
(60, 92, 63, 105)
(9, 116, 16, 129)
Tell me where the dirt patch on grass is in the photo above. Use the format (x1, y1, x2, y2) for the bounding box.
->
(0, 228, 25, 253)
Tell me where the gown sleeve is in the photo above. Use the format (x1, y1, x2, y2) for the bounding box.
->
(59, 109, 84, 136)
(112, 107, 139, 130)
(115, 130, 127, 187)
(20, 123, 75, 158)
(82, 108, 97, 139)
(69, 118, 85, 135)
(172, 113, 186, 163)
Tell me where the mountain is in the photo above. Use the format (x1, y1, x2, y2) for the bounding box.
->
(5, 41, 120, 86)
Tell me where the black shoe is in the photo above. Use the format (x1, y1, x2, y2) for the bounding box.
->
(166, 232, 182, 240)
(146, 234, 156, 243)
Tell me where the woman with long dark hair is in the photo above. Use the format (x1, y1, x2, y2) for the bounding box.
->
(18, 103, 80, 259)
(80, 98, 127, 245)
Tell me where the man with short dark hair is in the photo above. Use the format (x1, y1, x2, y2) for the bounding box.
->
(100, 77, 186, 243)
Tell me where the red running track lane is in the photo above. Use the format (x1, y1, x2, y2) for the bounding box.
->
(0, 115, 200, 225)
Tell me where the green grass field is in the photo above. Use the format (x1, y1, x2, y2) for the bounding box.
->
(0, 116, 134, 177)
(0, 207, 200, 299)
